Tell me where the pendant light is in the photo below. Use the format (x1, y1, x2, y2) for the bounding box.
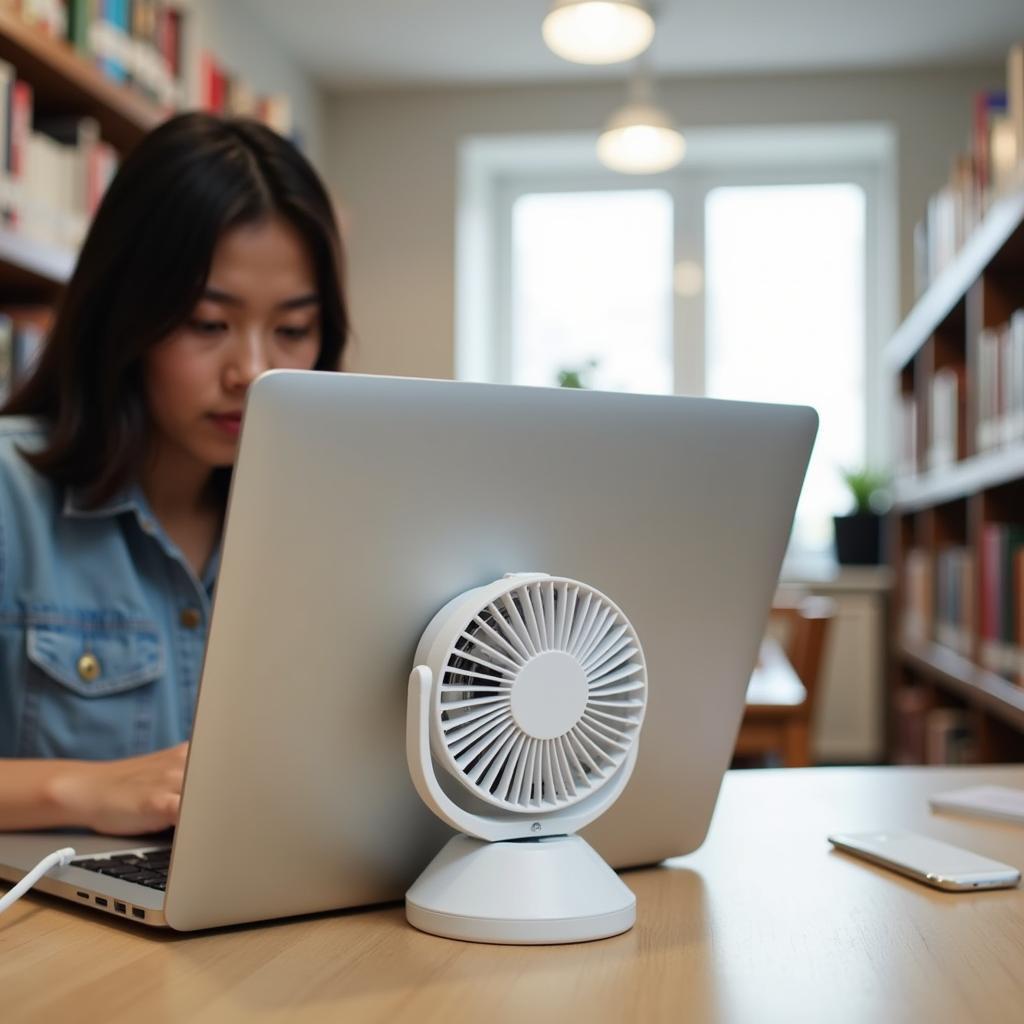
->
(597, 73, 685, 174)
(542, 0, 655, 65)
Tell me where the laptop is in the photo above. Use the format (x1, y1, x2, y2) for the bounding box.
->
(0, 372, 816, 929)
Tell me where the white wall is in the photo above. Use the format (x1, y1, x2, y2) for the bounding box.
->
(325, 66, 1003, 378)
(179, 0, 326, 170)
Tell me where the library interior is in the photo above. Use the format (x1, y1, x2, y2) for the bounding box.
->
(2, 2, 1024, 1021)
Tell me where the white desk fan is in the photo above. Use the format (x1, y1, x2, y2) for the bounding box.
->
(405, 572, 647, 944)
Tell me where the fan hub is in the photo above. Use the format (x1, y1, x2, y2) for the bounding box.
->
(510, 651, 588, 740)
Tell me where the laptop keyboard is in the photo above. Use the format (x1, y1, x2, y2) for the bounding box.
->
(72, 848, 171, 891)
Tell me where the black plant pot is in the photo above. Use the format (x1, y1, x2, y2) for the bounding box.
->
(833, 513, 883, 565)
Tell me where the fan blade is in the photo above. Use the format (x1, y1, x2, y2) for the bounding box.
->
(577, 715, 631, 751)
(501, 593, 539, 657)
(465, 722, 520, 783)
(518, 585, 546, 653)
(453, 639, 518, 677)
(478, 728, 523, 793)
(471, 613, 528, 666)
(567, 725, 609, 775)
(494, 733, 529, 803)
(442, 666, 511, 686)
(445, 706, 514, 751)
(583, 705, 642, 729)
(553, 582, 572, 650)
(582, 627, 631, 675)
(588, 663, 644, 691)
(486, 602, 532, 661)
(438, 693, 509, 711)
(545, 738, 571, 803)
(558, 734, 589, 790)
(574, 606, 616, 666)
(542, 582, 556, 649)
(565, 590, 594, 655)
(512, 738, 538, 806)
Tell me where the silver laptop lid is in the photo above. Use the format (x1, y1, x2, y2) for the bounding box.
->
(165, 372, 816, 930)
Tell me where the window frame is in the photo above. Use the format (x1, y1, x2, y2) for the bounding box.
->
(457, 125, 897, 471)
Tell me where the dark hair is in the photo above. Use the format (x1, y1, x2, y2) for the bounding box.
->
(3, 112, 348, 506)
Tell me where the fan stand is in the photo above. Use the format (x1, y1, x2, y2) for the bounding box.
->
(405, 833, 636, 945)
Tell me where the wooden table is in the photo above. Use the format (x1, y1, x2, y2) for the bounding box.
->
(5, 765, 1024, 1023)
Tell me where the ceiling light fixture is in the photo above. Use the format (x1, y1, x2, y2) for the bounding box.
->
(542, 0, 655, 65)
(597, 75, 685, 174)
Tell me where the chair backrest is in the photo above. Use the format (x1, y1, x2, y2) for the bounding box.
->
(770, 595, 836, 717)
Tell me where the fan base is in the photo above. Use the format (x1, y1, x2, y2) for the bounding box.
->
(406, 833, 636, 944)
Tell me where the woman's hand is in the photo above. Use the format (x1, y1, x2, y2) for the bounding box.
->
(51, 743, 189, 835)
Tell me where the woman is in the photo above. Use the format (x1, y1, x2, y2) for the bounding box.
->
(0, 112, 348, 834)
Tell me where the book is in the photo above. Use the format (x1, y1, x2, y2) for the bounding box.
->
(1009, 43, 1024, 176)
(973, 91, 1006, 199)
(979, 521, 1024, 678)
(935, 547, 974, 657)
(7, 78, 31, 232)
(897, 393, 917, 478)
(893, 686, 932, 764)
(927, 367, 960, 469)
(0, 313, 12, 406)
(1, 305, 51, 385)
(924, 708, 974, 764)
(902, 547, 933, 645)
(913, 43, 1024, 293)
(931, 785, 1024, 825)
(974, 323, 1022, 453)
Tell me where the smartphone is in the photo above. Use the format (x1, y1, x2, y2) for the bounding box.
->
(827, 831, 1021, 891)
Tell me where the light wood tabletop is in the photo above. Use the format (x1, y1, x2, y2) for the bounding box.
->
(5, 764, 1024, 1024)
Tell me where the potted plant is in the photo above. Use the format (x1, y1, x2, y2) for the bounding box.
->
(556, 358, 599, 389)
(833, 467, 890, 565)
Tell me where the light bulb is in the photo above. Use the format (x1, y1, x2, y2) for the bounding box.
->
(597, 102, 686, 174)
(542, 1, 655, 65)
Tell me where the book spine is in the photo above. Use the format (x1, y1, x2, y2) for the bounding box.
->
(981, 523, 1002, 671)
(0, 314, 12, 407)
(1008, 44, 1024, 175)
(8, 79, 31, 233)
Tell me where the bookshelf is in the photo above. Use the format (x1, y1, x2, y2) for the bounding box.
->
(0, 3, 303, 403)
(0, 8, 162, 153)
(888, 171, 1024, 764)
(0, 7, 167, 307)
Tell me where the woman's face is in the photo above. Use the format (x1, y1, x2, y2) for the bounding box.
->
(145, 215, 322, 472)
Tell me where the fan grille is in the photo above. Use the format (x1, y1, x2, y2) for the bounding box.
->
(436, 578, 646, 811)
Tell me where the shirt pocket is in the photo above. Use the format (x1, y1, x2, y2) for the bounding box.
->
(19, 611, 165, 759)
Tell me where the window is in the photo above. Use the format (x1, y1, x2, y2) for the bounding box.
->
(510, 189, 673, 394)
(459, 127, 894, 567)
(704, 183, 867, 555)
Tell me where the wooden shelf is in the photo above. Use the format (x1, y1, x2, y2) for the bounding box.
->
(0, 9, 164, 153)
(884, 183, 1024, 372)
(894, 445, 1024, 511)
(899, 639, 1024, 733)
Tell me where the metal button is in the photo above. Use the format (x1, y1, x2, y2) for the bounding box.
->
(77, 653, 101, 682)
(179, 608, 202, 630)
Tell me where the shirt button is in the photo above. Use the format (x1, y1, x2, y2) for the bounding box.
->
(180, 608, 202, 630)
(77, 653, 101, 681)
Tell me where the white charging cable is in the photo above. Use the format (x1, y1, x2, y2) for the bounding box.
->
(0, 847, 77, 914)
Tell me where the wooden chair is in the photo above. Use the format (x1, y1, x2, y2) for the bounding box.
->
(734, 595, 837, 768)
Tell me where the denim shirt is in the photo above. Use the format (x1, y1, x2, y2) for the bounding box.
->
(0, 416, 220, 760)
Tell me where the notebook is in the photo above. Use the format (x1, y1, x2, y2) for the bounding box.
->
(929, 785, 1024, 825)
